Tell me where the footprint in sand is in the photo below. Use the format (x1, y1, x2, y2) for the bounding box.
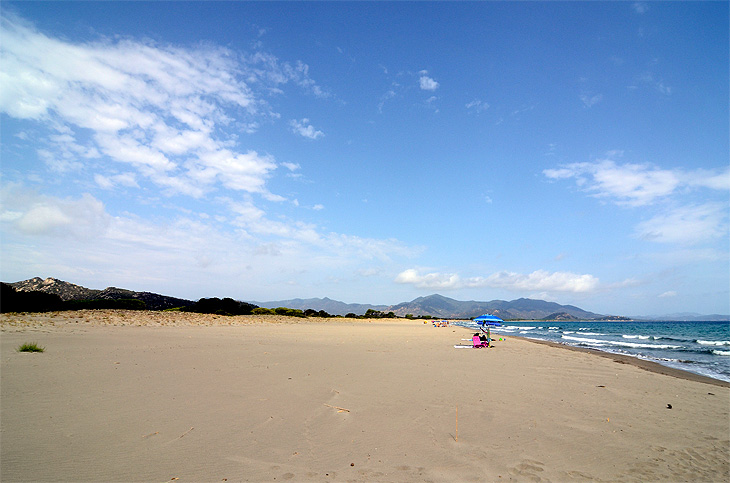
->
(508, 459, 545, 482)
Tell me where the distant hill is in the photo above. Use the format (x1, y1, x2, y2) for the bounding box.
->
(251, 297, 389, 316)
(382, 294, 602, 320)
(9, 277, 194, 311)
(251, 293, 604, 319)
(541, 312, 581, 321)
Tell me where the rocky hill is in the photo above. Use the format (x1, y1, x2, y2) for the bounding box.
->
(11, 277, 98, 301)
(9, 277, 193, 311)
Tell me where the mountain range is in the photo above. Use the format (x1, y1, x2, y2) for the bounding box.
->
(7, 277, 727, 320)
(254, 293, 605, 320)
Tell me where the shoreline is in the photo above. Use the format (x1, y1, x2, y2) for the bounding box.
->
(2, 309, 728, 387)
(456, 322, 730, 388)
(521, 336, 730, 388)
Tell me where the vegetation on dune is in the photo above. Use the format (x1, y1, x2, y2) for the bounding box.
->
(1, 283, 64, 313)
(364, 309, 397, 318)
(64, 298, 147, 311)
(180, 297, 257, 316)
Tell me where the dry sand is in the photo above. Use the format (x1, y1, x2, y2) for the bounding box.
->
(1, 310, 728, 482)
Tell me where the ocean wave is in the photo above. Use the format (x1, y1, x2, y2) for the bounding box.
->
(561, 335, 682, 350)
(582, 332, 605, 336)
(711, 350, 730, 356)
(697, 340, 730, 346)
(622, 334, 650, 340)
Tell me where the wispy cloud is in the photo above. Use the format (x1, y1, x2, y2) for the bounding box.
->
(466, 99, 489, 113)
(378, 88, 397, 113)
(0, 13, 330, 200)
(635, 203, 728, 245)
(580, 93, 603, 108)
(289, 118, 324, 140)
(632, 2, 649, 15)
(395, 268, 599, 293)
(637, 72, 672, 95)
(543, 160, 729, 207)
(545, 159, 730, 246)
(94, 172, 139, 190)
(0, 184, 421, 291)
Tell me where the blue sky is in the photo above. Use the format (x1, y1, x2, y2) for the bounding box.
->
(1, 1, 728, 316)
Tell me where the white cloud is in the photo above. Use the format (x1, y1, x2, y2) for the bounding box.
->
(544, 160, 702, 207)
(1, 184, 110, 239)
(684, 166, 730, 191)
(546, 160, 729, 247)
(658, 291, 677, 298)
(635, 203, 728, 245)
(289, 118, 324, 140)
(282, 162, 301, 172)
(0, 13, 322, 199)
(418, 70, 439, 91)
(395, 269, 461, 290)
(395, 268, 599, 293)
(483, 270, 600, 293)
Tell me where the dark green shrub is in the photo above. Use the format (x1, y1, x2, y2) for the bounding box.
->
(182, 297, 257, 316)
(17, 342, 44, 353)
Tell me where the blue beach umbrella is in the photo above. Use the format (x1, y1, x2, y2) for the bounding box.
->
(473, 314, 503, 327)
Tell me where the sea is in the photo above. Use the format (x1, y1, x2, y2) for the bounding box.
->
(456, 320, 730, 383)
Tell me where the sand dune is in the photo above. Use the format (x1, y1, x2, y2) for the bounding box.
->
(2, 310, 728, 482)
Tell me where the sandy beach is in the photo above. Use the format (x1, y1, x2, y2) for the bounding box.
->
(2, 310, 728, 482)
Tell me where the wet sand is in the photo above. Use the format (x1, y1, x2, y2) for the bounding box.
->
(2, 310, 728, 482)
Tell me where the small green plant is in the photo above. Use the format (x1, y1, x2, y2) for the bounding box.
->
(17, 342, 45, 353)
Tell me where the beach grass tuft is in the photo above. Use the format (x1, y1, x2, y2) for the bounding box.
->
(17, 342, 45, 353)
